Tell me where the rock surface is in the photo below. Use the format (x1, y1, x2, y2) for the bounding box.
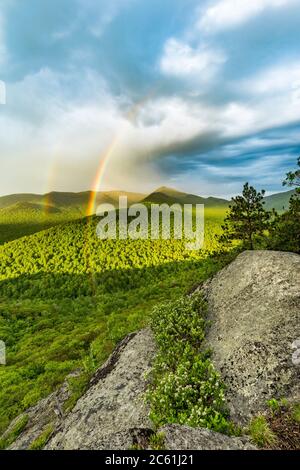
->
(160, 424, 256, 450)
(203, 250, 300, 424)
(5, 370, 81, 450)
(46, 328, 156, 450)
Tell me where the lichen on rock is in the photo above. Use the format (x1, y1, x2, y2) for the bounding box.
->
(203, 250, 300, 424)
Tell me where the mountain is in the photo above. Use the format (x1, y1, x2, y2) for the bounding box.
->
(143, 187, 296, 211)
(263, 189, 295, 212)
(0, 190, 146, 244)
(0, 187, 295, 245)
(143, 186, 229, 207)
(0, 191, 146, 213)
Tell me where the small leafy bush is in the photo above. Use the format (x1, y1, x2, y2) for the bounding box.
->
(146, 293, 232, 434)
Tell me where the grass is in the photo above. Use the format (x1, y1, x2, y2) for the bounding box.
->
(149, 432, 166, 450)
(0, 414, 29, 449)
(249, 401, 300, 450)
(292, 404, 300, 424)
(248, 415, 277, 448)
(28, 424, 54, 450)
(63, 373, 91, 413)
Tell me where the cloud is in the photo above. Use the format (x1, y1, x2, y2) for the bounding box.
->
(81, 0, 135, 38)
(0, 68, 128, 194)
(1, 61, 298, 196)
(198, 0, 297, 33)
(1, 0, 299, 197)
(159, 38, 225, 82)
(0, 12, 7, 68)
(240, 60, 300, 97)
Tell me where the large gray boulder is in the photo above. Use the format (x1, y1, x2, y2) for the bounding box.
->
(203, 250, 300, 424)
(46, 328, 156, 450)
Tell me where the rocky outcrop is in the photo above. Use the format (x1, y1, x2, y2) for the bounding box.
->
(160, 424, 256, 450)
(203, 250, 300, 424)
(46, 328, 156, 450)
(4, 327, 257, 451)
(5, 369, 81, 450)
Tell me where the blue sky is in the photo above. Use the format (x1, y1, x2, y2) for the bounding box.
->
(0, 0, 300, 197)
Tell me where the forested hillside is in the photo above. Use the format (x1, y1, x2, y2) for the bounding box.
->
(0, 209, 234, 434)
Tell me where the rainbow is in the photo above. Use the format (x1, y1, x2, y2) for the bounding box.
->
(86, 135, 119, 217)
(44, 87, 160, 218)
(86, 88, 160, 215)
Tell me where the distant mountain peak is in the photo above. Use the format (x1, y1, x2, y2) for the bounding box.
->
(151, 186, 186, 196)
(143, 187, 229, 207)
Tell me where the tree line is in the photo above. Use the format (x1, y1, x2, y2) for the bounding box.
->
(219, 157, 300, 253)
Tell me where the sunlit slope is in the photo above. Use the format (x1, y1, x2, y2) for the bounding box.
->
(0, 208, 227, 282)
(0, 187, 293, 245)
(0, 208, 231, 435)
(0, 191, 146, 211)
(0, 191, 146, 244)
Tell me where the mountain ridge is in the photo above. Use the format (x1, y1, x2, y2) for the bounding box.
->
(0, 187, 295, 214)
(143, 187, 229, 207)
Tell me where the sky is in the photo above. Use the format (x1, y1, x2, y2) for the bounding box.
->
(0, 0, 300, 198)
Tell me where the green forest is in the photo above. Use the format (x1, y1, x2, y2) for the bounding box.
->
(0, 206, 234, 434)
(0, 160, 299, 440)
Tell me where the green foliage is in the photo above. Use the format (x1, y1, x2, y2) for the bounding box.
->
(267, 158, 300, 253)
(146, 293, 232, 434)
(220, 183, 272, 250)
(0, 205, 83, 245)
(267, 398, 280, 414)
(267, 200, 300, 252)
(149, 432, 166, 450)
(283, 156, 300, 190)
(28, 424, 54, 450)
(266, 397, 290, 416)
(0, 413, 29, 449)
(63, 373, 91, 413)
(0, 210, 234, 435)
(292, 403, 300, 424)
(248, 415, 277, 448)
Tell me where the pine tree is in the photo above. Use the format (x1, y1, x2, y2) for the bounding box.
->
(283, 156, 300, 191)
(268, 157, 300, 253)
(220, 183, 271, 250)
